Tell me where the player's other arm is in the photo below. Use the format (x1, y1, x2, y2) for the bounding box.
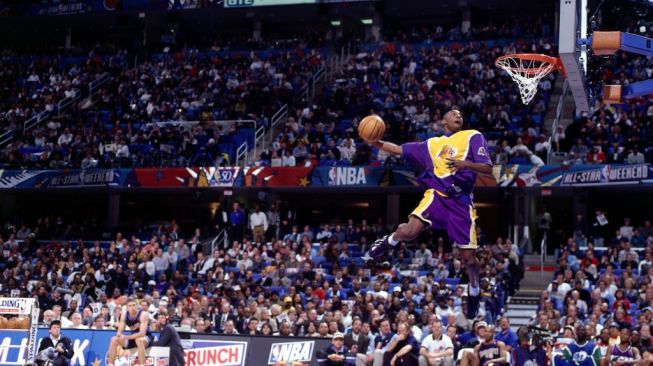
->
(372, 140, 403, 156)
(448, 132, 493, 176)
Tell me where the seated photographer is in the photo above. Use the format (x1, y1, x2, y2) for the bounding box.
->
(37, 320, 74, 366)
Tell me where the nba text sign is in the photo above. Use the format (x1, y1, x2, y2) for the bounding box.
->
(0, 329, 330, 366)
(311, 166, 387, 186)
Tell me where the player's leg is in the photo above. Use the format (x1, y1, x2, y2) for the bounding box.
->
(460, 351, 478, 366)
(446, 197, 481, 319)
(107, 335, 125, 365)
(369, 217, 426, 258)
(135, 337, 148, 365)
(368, 189, 435, 259)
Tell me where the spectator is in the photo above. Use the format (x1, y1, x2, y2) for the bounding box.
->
(36, 321, 74, 366)
(494, 317, 517, 352)
(382, 322, 419, 366)
(250, 205, 268, 243)
(344, 318, 371, 366)
(627, 146, 645, 164)
(229, 202, 245, 243)
(419, 319, 454, 366)
(323, 332, 355, 366)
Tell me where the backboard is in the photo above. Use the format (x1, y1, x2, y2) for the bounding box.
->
(559, 0, 590, 113)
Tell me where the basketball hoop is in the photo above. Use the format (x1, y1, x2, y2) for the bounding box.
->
(495, 54, 562, 105)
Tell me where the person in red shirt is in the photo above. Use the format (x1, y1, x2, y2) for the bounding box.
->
(586, 146, 607, 164)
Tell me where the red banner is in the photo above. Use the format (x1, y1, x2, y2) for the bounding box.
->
(243, 167, 312, 187)
(135, 168, 192, 187)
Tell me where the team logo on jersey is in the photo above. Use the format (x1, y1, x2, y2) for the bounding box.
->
(477, 146, 487, 157)
(572, 351, 589, 363)
(437, 145, 457, 158)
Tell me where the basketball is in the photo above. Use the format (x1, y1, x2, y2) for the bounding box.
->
(0, 316, 7, 329)
(358, 115, 386, 143)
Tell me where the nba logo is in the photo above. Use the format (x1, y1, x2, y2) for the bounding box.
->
(270, 344, 283, 361)
(328, 167, 337, 186)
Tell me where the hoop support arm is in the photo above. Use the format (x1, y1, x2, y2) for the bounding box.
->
(603, 79, 653, 104)
(592, 31, 653, 57)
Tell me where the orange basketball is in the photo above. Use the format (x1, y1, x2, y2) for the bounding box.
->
(0, 316, 7, 329)
(358, 115, 386, 142)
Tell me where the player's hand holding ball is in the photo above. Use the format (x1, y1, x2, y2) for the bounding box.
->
(358, 115, 386, 144)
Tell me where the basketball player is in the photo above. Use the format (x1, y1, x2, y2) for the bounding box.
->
(555, 325, 602, 366)
(475, 325, 508, 366)
(367, 109, 493, 319)
(604, 328, 640, 366)
(107, 300, 153, 366)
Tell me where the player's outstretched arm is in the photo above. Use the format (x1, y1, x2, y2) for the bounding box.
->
(371, 140, 403, 156)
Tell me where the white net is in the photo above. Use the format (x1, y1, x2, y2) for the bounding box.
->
(496, 56, 557, 105)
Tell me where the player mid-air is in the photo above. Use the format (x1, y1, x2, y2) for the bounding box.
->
(365, 109, 493, 319)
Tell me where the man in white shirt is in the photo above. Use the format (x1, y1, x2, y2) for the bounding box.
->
(620, 218, 634, 240)
(546, 276, 571, 304)
(282, 150, 296, 167)
(419, 319, 454, 366)
(250, 205, 268, 243)
(339, 138, 357, 162)
(68, 312, 88, 329)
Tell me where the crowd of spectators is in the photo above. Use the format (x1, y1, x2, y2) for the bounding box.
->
(0, 47, 125, 138)
(0, 200, 523, 365)
(0, 45, 325, 169)
(259, 32, 557, 168)
(1, 16, 564, 170)
(537, 211, 653, 362)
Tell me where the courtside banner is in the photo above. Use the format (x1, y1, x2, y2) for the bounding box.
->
(186, 334, 331, 366)
(0, 329, 331, 366)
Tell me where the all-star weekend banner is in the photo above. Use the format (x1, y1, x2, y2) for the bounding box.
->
(0, 164, 651, 188)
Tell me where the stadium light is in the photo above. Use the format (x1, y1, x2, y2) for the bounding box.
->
(330, 20, 341, 26)
(360, 18, 373, 25)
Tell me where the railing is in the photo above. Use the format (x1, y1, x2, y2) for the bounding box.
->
(235, 142, 248, 166)
(88, 73, 109, 96)
(57, 92, 80, 117)
(23, 111, 49, 132)
(296, 65, 327, 104)
(211, 229, 228, 253)
(255, 125, 265, 157)
(0, 130, 13, 147)
(547, 79, 569, 163)
(328, 41, 356, 83)
(269, 104, 288, 145)
(540, 232, 547, 278)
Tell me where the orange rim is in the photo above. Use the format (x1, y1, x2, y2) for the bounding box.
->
(495, 53, 563, 76)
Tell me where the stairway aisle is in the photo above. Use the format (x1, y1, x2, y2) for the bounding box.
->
(504, 255, 556, 332)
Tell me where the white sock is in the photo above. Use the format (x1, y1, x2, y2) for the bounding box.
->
(469, 286, 480, 296)
(388, 233, 399, 246)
